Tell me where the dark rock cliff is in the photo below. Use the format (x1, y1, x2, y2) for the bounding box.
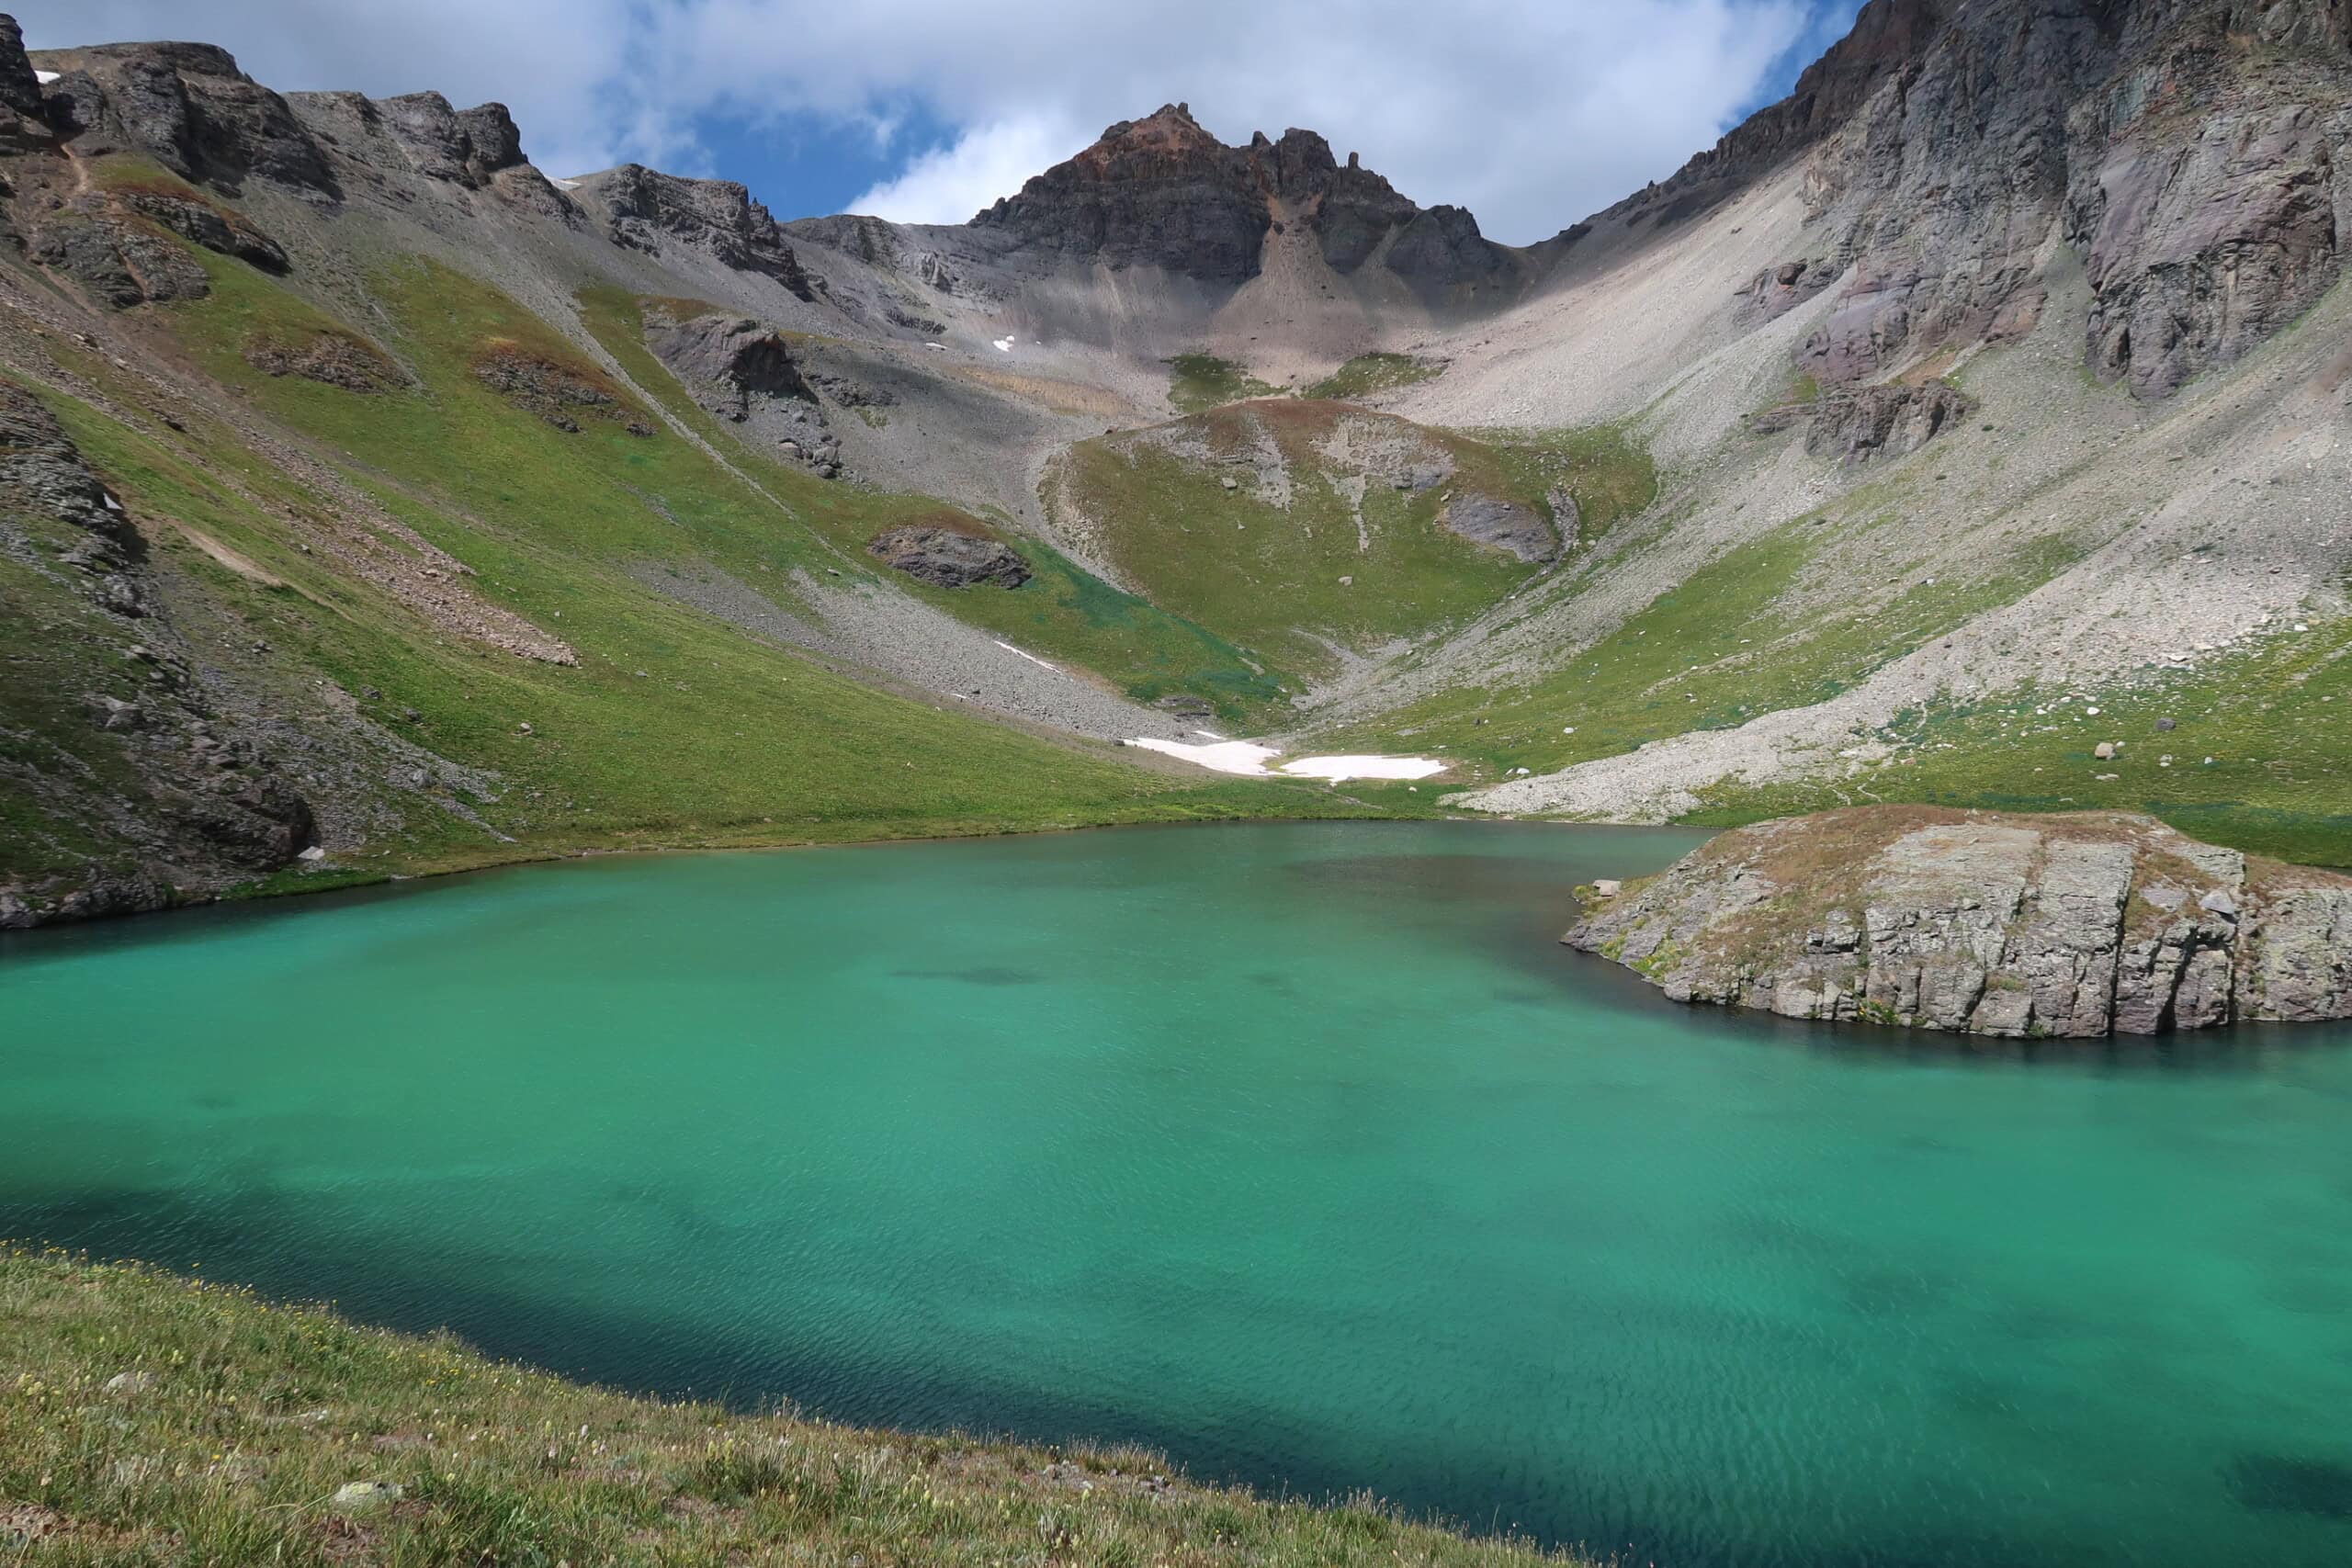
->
(966, 102, 1525, 299)
(571, 163, 819, 300)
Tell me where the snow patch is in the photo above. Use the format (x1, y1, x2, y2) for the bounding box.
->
(1130, 738, 1279, 773)
(992, 335, 1015, 354)
(550, 176, 582, 191)
(33, 69, 59, 85)
(1280, 754, 1450, 782)
(1127, 738, 1448, 782)
(991, 639, 1057, 671)
(924, 342, 947, 351)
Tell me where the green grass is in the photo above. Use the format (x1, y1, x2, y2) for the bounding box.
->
(0, 1248, 1587, 1567)
(1163, 354, 1278, 413)
(1681, 619, 2352, 867)
(1305, 353, 1442, 402)
(1052, 401, 1616, 680)
(1307, 513, 2079, 787)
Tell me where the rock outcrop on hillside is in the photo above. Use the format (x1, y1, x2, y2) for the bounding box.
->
(0, 385, 318, 929)
(866, 523, 1032, 589)
(967, 103, 1526, 300)
(1567, 807, 2352, 1036)
(1596, 0, 2352, 400)
(571, 164, 819, 300)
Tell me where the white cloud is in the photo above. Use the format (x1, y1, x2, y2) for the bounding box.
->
(851, 113, 1086, 225)
(18, 0, 1847, 243)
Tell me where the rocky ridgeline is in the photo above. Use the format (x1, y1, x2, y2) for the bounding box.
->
(1567, 807, 2352, 1037)
(1628, 0, 2352, 402)
(967, 103, 1525, 300)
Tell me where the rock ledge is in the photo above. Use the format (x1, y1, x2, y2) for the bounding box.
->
(1566, 807, 2352, 1037)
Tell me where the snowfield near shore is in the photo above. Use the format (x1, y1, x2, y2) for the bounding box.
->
(1130, 737, 1447, 782)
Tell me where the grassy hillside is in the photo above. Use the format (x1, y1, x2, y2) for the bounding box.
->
(1305, 354, 1442, 401)
(3, 224, 1386, 902)
(1163, 354, 1278, 413)
(574, 290, 1295, 728)
(0, 1250, 1580, 1567)
(1049, 403, 1649, 682)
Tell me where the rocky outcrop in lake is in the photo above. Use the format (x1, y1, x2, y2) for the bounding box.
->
(1566, 807, 2352, 1037)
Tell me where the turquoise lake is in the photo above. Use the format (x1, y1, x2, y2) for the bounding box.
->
(5, 820, 2352, 1566)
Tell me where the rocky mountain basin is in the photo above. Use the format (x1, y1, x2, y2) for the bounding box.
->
(1566, 806, 2352, 1037)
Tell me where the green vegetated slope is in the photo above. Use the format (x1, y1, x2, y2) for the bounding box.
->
(0, 1250, 1581, 1568)
(1306, 353, 1442, 401)
(574, 291, 1292, 728)
(1683, 620, 2352, 867)
(1309, 457, 2349, 863)
(1051, 401, 1643, 682)
(1164, 353, 1278, 412)
(5, 221, 1360, 892)
(1314, 513, 2078, 783)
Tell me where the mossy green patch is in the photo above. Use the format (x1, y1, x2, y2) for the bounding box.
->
(1053, 401, 1611, 680)
(1164, 353, 1278, 412)
(1306, 353, 1442, 401)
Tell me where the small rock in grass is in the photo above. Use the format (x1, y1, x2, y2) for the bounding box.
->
(2095, 742, 2115, 761)
(2155, 716, 2176, 731)
(103, 1371, 154, 1395)
(331, 1482, 403, 1513)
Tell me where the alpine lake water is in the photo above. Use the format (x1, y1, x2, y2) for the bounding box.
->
(5, 821, 2351, 1568)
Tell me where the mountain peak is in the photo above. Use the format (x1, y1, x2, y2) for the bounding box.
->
(968, 102, 1519, 299)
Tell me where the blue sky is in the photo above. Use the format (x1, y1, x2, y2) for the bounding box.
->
(28, 2, 1870, 243)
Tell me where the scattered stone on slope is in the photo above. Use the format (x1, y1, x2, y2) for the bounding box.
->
(1566, 807, 2352, 1037)
(866, 521, 1032, 589)
(1438, 491, 1560, 564)
(243, 329, 401, 391)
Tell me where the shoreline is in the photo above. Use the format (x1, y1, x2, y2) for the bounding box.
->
(0, 807, 1698, 946)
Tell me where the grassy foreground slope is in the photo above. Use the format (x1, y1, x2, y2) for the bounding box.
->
(0, 1252, 1579, 1568)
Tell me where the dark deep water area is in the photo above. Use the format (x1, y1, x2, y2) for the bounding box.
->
(6, 821, 2351, 1567)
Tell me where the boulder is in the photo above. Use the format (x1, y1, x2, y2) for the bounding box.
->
(865, 524, 1032, 590)
(1800, 383, 1974, 463)
(1438, 492, 1558, 564)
